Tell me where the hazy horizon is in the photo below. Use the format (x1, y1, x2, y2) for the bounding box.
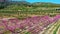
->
(11, 0, 60, 4)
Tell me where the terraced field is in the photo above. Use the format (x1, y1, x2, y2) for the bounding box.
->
(0, 8, 60, 34)
(0, 1, 60, 34)
(40, 20, 60, 34)
(0, 15, 60, 34)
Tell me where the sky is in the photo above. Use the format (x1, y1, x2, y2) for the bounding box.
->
(12, 0, 60, 4)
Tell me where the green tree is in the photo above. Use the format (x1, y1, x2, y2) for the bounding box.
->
(0, 0, 9, 9)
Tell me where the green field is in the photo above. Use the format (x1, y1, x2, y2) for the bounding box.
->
(0, 1, 60, 19)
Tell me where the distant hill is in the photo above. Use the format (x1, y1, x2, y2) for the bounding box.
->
(7, 1, 60, 7)
(0, 1, 60, 9)
(31, 2, 60, 7)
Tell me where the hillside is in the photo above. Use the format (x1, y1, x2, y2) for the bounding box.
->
(0, 1, 60, 18)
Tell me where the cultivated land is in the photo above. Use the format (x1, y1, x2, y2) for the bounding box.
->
(0, 1, 60, 34)
(0, 1, 60, 19)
